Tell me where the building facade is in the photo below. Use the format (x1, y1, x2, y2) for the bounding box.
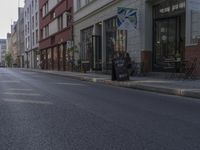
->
(0, 39, 7, 66)
(73, 0, 200, 74)
(17, 7, 25, 68)
(39, 0, 73, 71)
(11, 22, 18, 67)
(24, 0, 40, 69)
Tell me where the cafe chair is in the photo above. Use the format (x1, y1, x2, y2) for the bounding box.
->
(183, 57, 198, 79)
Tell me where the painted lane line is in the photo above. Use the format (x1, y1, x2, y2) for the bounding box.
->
(21, 71, 38, 74)
(3, 92, 41, 96)
(0, 81, 21, 83)
(55, 83, 85, 86)
(3, 98, 53, 105)
(7, 88, 34, 91)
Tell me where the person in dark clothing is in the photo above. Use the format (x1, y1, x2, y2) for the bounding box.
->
(112, 52, 118, 81)
(125, 52, 132, 76)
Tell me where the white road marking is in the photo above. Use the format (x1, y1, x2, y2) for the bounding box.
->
(21, 71, 38, 74)
(0, 81, 20, 83)
(3, 92, 41, 96)
(55, 83, 85, 86)
(7, 88, 33, 91)
(3, 98, 53, 105)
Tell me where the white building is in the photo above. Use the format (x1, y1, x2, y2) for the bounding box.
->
(24, 0, 40, 69)
(73, 0, 200, 74)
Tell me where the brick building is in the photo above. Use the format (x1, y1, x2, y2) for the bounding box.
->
(39, 0, 73, 71)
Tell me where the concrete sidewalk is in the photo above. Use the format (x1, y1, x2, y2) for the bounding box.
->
(20, 68, 200, 99)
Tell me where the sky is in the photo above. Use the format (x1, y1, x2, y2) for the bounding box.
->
(0, 0, 24, 39)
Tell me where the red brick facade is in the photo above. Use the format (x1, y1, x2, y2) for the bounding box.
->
(185, 43, 200, 76)
(39, 0, 73, 71)
(141, 51, 152, 73)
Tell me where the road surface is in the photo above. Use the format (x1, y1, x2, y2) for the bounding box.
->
(0, 68, 200, 150)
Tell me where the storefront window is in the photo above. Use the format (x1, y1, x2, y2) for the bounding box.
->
(47, 48, 52, 69)
(191, 11, 200, 44)
(53, 47, 58, 70)
(153, 0, 186, 72)
(105, 17, 127, 69)
(81, 27, 93, 62)
(59, 45, 64, 70)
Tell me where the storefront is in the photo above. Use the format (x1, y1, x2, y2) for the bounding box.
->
(74, 0, 137, 73)
(152, 0, 186, 71)
(78, 17, 127, 72)
(74, 0, 200, 74)
(40, 43, 70, 71)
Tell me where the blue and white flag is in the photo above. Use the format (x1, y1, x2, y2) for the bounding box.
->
(117, 7, 138, 30)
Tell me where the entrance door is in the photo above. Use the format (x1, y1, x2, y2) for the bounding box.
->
(92, 35, 102, 70)
(153, 18, 178, 71)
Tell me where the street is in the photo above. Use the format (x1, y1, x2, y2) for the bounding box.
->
(0, 68, 200, 150)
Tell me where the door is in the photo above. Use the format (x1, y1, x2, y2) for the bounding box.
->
(92, 35, 102, 70)
(153, 18, 178, 71)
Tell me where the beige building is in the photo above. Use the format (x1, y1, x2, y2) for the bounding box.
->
(11, 22, 19, 67)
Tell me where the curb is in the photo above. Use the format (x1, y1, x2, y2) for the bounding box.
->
(20, 68, 200, 99)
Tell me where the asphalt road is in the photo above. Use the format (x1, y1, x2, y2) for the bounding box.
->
(0, 68, 200, 150)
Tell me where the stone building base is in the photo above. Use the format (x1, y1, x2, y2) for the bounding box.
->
(141, 51, 152, 73)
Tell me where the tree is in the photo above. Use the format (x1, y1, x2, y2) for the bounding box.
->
(5, 52, 13, 67)
(67, 45, 79, 71)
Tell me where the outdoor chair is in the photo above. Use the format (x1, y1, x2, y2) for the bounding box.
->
(131, 62, 145, 76)
(183, 57, 198, 79)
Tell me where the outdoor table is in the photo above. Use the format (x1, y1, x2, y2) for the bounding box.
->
(163, 59, 187, 73)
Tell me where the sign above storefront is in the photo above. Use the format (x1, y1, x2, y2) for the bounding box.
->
(117, 7, 138, 31)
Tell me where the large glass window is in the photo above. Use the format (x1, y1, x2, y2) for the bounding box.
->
(191, 11, 200, 44)
(153, 0, 186, 71)
(105, 17, 127, 69)
(81, 27, 93, 62)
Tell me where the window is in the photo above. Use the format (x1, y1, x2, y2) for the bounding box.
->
(85, 0, 92, 5)
(25, 24, 27, 35)
(105, 17, 127, 69)
(85, 0, 90, 4)
(191, 11, 200, 44)
(35, 0, 37, 10)
(42, 2, 49, 17)
(45, 25, 49, 37)
(32, 32, 35, 45)
(40, 29, 43, 40)
(58, 15, 63, 31)
(28, 22, 30, 33)
(81, 27, 93, 61)
(36, 29, 38, 43)
(32, 16, 34, 29)
(42, 25, 49, 39)
(28, 36, 30, 48)
(35, 12, 38, 27)
(32, 0, 34, 11)
(77, 0, 81, 10)
(26, 38, 28, 49)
